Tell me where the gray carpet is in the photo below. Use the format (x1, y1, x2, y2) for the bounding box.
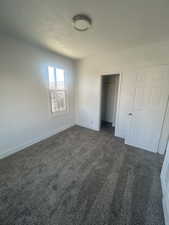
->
(0, 126, 164, 225)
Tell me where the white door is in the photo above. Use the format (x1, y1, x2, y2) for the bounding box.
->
(126, 66, 169, 152)
(161, 141, 169, 224)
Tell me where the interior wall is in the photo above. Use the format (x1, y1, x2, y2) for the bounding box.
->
(101, 75, 119, 126)
(76, 40, 169, 154)
(0, 34, 76, 158)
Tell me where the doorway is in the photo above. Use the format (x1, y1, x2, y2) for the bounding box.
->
(100, 74, 120, 135)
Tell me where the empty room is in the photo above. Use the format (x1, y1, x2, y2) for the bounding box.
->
(0, 1, 169, 225)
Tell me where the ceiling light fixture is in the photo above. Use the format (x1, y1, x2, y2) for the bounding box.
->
(72, 14, 92, 31)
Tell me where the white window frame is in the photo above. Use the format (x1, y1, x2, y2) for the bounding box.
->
(48, 66, 68, 116)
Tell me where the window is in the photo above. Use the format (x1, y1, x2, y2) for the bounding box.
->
(48, 66, 67, 113)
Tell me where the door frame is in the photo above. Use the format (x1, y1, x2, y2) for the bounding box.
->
(158, 96, 169, 154)
(98, 72, 123, 136)
(161, 140, 169, 225)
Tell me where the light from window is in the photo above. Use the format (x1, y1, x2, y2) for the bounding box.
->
(48, 66, 55, 89)
(56, 68, 64, 89)
(48, 66, 67, 113)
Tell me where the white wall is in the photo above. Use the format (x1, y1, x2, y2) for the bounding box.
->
(0, 34, 76, 158)
(76, 40, 169, 153)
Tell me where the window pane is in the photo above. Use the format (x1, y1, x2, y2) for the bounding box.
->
(56, 68, 64, 89)
(56, 90, 66, 111)
(48, 66, 55, 89)
(50, 90, 66, 113)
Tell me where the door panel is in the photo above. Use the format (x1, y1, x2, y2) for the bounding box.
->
(126, 66, 169, 152)
(161, 141, 169, 225)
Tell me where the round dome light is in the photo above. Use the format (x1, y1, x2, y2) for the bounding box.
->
(72, 14, 92, 31)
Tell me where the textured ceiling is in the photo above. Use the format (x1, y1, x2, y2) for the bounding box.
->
(0, 0, 169, 59)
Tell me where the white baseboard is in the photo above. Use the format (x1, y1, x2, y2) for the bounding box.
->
(0, 123, 74, 159)
(75, 122, 99, 131)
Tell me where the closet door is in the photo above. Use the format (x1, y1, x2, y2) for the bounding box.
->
(126, 66, 169, 152)
(161, 141, 169, 225)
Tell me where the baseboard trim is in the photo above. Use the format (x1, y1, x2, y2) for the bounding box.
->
(75, 123, 99, 131)
(0, 123, 74, 160)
